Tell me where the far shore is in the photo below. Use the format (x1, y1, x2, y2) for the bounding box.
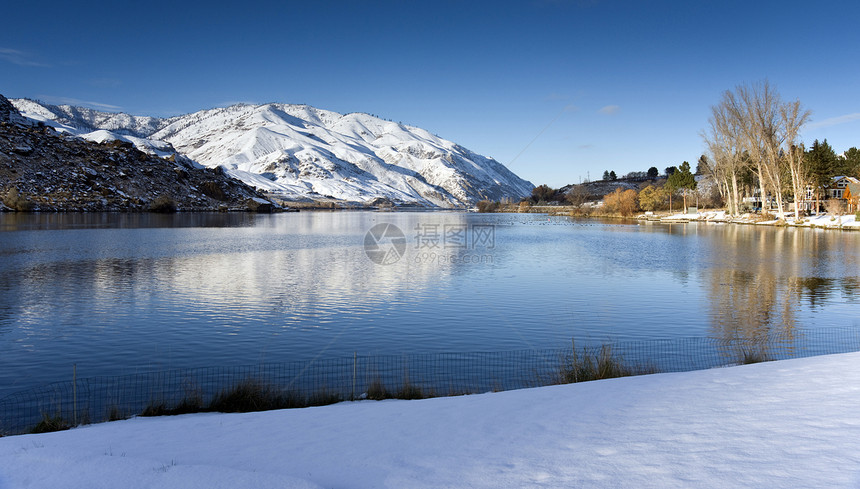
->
(3, 203, 859, 231)
(507, 204, 860, 230)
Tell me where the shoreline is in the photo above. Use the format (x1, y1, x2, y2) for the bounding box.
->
(641, 209, 860, 230)
(3, 206, 859, 231)
(507, 204, 860, 231)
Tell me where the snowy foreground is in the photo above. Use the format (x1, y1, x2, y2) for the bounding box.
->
(3, 353, 860, 488)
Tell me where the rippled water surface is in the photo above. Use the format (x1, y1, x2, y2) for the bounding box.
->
(1, 211, 858, 397)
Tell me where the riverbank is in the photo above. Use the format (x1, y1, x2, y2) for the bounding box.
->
(2, 352, 859, 488)
(500, 204, 860, 230)
(652, 210, 860, 229)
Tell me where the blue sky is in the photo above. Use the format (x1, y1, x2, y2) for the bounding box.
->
(2, 0, 858, 187)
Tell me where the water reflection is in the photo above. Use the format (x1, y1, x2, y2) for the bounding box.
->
(708, 268, 797, 349)
(0, 212, 262, 231)
(1, 212, 859, 398)
(793, 277, 836, 309)
(701, 223, 860, 359)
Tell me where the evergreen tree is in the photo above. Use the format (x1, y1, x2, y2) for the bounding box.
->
(695, 155, 709, 175)
(647, 166, 659, 179)
(667, 161, 697, 211)
(843, 147, 860, 177)
(694, 155, 708, 175)
(602, 170, 610, 181)
(806, 139, 839, 212)
(609, 170, 617, 181)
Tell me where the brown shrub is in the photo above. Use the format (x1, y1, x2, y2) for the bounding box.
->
(602, 188, 639, 216)
(476, 200, 499, 213)
(2, 187, 34, 211)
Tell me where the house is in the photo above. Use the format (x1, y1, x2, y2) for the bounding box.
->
(827, 176, 860, 200)
(794, 184, 817, 213)
(844, 183, 860, 212)
(795, 176, 859, 214)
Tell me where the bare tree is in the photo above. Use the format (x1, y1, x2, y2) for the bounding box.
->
(565, 185, 590, 208)
(708, 81, 809, 220)
(703, 97, 747, 216)
(721, 84, 770, 214)
(780, 99, 811, 219)
(743, 81, 788, 216)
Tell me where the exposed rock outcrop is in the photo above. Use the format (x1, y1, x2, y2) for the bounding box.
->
(0, 94, 279, 212)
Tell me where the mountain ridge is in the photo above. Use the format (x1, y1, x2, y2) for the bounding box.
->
(11, 99, 533, 207)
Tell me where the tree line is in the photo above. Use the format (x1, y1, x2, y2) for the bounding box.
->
(601, 167, 660, 182)
(703, 80, 859, 218)
(523, 160, 701, 217)
(517, 80, 859, 219)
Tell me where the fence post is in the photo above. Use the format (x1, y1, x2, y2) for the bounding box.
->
(73, 364, 77, 426)
(352, 352, 357, 401)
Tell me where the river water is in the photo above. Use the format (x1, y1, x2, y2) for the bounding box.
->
(1, 211, 858, 398)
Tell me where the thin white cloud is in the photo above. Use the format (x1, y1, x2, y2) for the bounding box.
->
(0, 47, 49, 67)
(808, 112, 860, 129)
(39, 95, 122, 111)
(563, 104, 580, 112)
(599, 105, 620, 115)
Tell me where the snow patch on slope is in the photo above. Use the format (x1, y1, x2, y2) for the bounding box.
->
(11, 99, 533, 206)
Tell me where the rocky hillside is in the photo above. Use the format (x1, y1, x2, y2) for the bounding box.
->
(0, 94, 277, 212)
(559, 179, 651, 201)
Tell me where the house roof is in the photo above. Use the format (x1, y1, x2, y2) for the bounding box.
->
(845, 183, 860, 200)
(832, 176, 860, 183)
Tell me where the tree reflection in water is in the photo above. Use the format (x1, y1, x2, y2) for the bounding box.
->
(706, 225, 860, 361)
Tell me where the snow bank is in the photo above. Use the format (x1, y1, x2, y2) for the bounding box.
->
(658, 210, 860, 229)
(3, 352, 860, 488)
(797, 213, 860, 228)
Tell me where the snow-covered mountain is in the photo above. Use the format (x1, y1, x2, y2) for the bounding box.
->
(11, 99, 533, 206)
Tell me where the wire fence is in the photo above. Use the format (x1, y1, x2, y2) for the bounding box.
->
(2, 327, 859, 435)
